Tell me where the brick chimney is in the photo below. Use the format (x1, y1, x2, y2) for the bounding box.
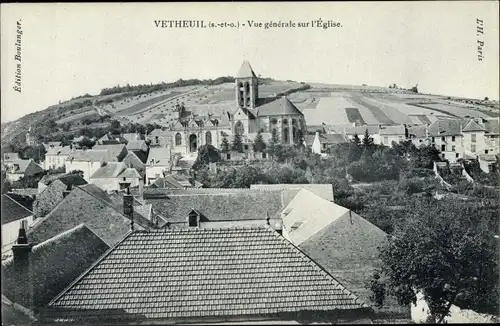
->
(11, 220, 34, 309)
(121, 183, 134, 231)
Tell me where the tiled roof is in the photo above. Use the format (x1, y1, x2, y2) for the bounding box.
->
(484, 118, 499, 134)
(2, 224, 109, 308)
(122, 133, 145, 142)
(462, 119, 486, 132)
(307, 125, 326, 133)
(407, 125, 427, 138)
(92, 144, 127, 160)
(1, 295, 36, 325)
(321, 134, 347, 144)
(282, 190, 389, 308)
(26, 185, 138, 247)
(147, 128, 169, 137)
(146, 147, 172, 166)
(45, 146, 72, 156)
(344, 125, 379, 136)
(48, 227, 370, 322)
(39, 173, 87, 188)
(236, 60, 257, 78)
(66, 150, 109, 162)
(3, 152, 21, 161)
(118, 168, 142, 179)
(126, 140, 148, 152)
(152, 176, 184, 189)
(250, 184, 334, 202)
(90, 162, 127, 179)
(378, 125, 406, 135)
(146, 190, 287, 222)
(6, 160, 43, 176)
(122, 152, 146, 175)
(1, 194, 33, 225)
(427, 118, 467, 136)
(256, 97, 303, 117)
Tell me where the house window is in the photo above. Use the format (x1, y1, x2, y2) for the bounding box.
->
(419, 139, 423, 143)
(441, 145, 446, 151)
(244, 145, 249, 151)
(471, 134, 476, 142)
(452, 145, 456, 152)
(441, 136, 445, 141)
(471, 144, 476, 153)
(188, 211, 199, 227)
(452, 136, 456, 142)
(155, 136, 159, 144)
(205, 131, 212, 145)
(485, 150, 489, 154)
(226, 153, 231, 160)
(262, 152, 267, 159)
(235, 121, 244, 135)
(175, 133, 182, 146)
(383, 137, 388, 144)
(432, 137, 435, 143)
(456, 153, 459, 158)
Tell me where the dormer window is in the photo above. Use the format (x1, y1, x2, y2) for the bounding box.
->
(188, 209, 200, 228)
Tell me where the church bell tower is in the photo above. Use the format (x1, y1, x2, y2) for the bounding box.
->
(235, 60, 259, 109)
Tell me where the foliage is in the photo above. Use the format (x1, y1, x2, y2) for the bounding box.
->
(232, 133, 244, 153)
(220, 137, 230, 153)
(252, 131, 266, 152)
(20, 145, 47, 163)
(379, 198, 499, 322)
(11, 172, 47, 189)
(368, 272, 387, 308)
(192, 145, 221, 170)
(267, 128, 279, 158)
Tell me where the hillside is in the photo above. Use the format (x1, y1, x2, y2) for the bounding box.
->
(2, 77, 499, 151)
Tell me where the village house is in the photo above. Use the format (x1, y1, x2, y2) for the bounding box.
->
(65, 144, 128, 182)
(1, 194, 34, 255)
(378, 125, 407, 146)
(34, 173, 88, 219)
(343, 125, 381, 144)
(40, 226, 373, 324)
(43, 145, 72, 170)
(278, 189, 410, 322)
(89, 162, 143, 193)
(2, 222, 110, 321)
(4, 159, 44, 183)
(145, 146, 172, 185)
(427, 118, 466, 163)
(304, 132, 346, 154)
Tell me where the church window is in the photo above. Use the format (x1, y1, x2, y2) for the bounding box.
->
(271, 118, 278, 125)
(175, 133, 182, 146)
(235, 121, 244, 135)
(205, 131, 212, 145)
(283, 119, 288, 125)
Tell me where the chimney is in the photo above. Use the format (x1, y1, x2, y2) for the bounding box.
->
(122, 184, 134, 231)
(274, 219, 283, 236)
(11, 220, 34, 309)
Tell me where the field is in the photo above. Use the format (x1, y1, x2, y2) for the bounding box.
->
(2, 76, 499, 149)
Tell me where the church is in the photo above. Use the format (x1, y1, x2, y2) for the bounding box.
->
(148, 61, 306, 154)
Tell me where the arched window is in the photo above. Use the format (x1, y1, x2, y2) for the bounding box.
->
(245, 82, 250, 93)
(235, 121, 244, 135)
(282, 119, 288, 125)
(175, 133, 182, 146)
(205, 131, 212, 145)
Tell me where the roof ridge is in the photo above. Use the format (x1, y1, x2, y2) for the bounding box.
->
(48, 229, 134, 306)
(31, 223, 88, 252)
(3, 194, 33, 215)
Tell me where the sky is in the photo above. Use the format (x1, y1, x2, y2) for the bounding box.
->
(1, 2, 499, 122)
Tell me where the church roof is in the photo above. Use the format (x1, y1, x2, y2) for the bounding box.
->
(236, 60, 257, 78)
(257, 97, 303, 117)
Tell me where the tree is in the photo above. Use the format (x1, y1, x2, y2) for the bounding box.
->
(192, 145, 221, 170)
(1, 170, 11, 194)
(368, 273, 387, 308)
(252, 131, 266, 152)
(351, 133, 361, 146)
(484, 97, 489, 101)
(267, 128, 279, 159)
(379, 199, 499, 323)
(110, 120, 121, 130)
(232, 133, 244, 153)
(362, 129, 374, 148)
(220, 136, 230, 153)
